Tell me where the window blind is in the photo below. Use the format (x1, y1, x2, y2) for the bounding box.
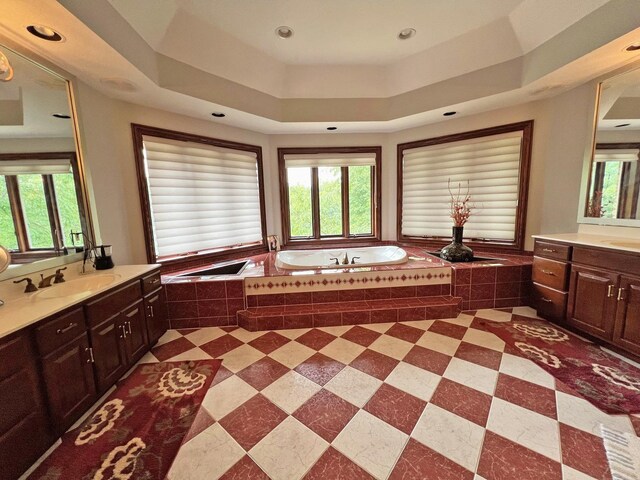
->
(142, 136, 263, 258)
(0, 159, 71, 175)
(594, 149, 639, 163)
(402, 131, 524, 241)
(284, 152, 376, 168)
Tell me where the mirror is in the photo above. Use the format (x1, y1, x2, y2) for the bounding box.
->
(584, 66, 640, 223)
(0, 44, 90, 268)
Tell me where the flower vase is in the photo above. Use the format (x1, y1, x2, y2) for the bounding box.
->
(440, 226, 473, 262)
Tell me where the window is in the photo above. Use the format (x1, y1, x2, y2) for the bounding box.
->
(0, 153, 84, 260)
(132, 124, 267, 266)
(588, 144, 640, 219)
(278, 147, 381, 245)
(398, 121, 533, 251)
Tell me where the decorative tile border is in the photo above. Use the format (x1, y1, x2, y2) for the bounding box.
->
(244, 267, 451, 295)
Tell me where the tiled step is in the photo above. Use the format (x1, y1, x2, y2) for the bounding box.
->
(237, 295, 462, 331)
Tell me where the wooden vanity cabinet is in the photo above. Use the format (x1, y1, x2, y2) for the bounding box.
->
(566, 265, 619, 340)
(122, 300, 149, 364)
(144, 287, 168, 344)
(37, 308, 97, 434)
(531, 240, 571, 322)
(90, 313, 129, 393)
(613, 275, 640, 356)
(0, 332, 53, 480)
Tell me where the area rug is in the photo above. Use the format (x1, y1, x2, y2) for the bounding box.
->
(28, 359, 221, 480)
(480, 317, 640, 414)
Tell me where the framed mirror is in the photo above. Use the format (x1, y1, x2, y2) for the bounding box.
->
(582, 65, 640, 225)
(0, 42, 92, 277)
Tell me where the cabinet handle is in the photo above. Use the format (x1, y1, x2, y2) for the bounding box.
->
(540, 297, 553, 303)
(618, 288, 625, 301)
(120, 324, 127, 338)
(607, 285, 615, 298)
(541, 270, 556, 276)
(150, 278, 160, 284)
(56, 322, 77, 334)
(126, 321, 132, 335)
(126, 308, 139, 318)
(85, 347, 95, 363)
(542, 248, 557, 253)
(149, 305, 154, 318)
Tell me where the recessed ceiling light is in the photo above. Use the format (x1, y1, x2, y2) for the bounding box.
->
(443, 111, 457, 116)
(275, 26, 294, 39)
(211, 112, 226, 118)
(327, 126, 337, 131)
(615, 123, 630, 128)
(52, 113, 70, 119)
(625, 42, 640, 52)
(398, 28, 416, 40)
(100, 77, 138, 92)
(26, 25, 64, 42)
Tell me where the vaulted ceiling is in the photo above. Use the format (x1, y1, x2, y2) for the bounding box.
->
(1, 0, 639, 133)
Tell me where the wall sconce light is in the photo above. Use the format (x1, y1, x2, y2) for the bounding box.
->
(0, 50, 14, 82)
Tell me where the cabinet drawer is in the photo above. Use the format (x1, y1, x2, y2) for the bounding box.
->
(0, 334, 32, 380)
(85, 281, 142, 326)
(532, 282, 567, 321)
(573, 246, 640, 276)
(532, 257, 569, 292)
(142, 271, 162, 295)
(34, 308, 86, 356)
(533, 240, 571, 261)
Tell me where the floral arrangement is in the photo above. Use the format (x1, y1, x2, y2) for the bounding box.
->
(448, 179, 473, 227)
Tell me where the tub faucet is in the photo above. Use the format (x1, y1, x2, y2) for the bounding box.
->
(342, 252, 349, 265)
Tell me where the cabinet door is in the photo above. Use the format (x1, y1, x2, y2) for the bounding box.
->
(613, 276, 640, 356)
(90, 314, 128, 392)
(567, 265, 618, 340)
(41, 334, 96, 434)
(0, 334, 53, 480)
(123, 301, 149, 364)
(145, 287, 168, 344)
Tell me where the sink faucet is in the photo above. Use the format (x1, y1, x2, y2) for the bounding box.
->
(342, 252, 349, 265)
(38, 273, 57, 288)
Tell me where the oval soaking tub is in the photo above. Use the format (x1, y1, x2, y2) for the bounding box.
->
(275, 245, 408, 270)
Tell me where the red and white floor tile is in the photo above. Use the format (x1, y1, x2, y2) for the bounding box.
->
(144, 307, 639, 479)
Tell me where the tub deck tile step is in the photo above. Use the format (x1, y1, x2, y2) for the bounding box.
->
(237, 296, 464, 331)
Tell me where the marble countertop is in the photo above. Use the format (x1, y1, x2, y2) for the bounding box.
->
(0, 264, 159, 340)
(532, 233, 640, 254)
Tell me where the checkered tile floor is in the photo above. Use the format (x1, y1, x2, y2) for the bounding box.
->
(142, 307, 640, 480)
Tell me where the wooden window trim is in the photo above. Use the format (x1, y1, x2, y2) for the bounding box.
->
(278, 146, 382, 247)
(0, 151, 86, 257)
(131, 124, 269, 269)
(397, 121, 534, 253)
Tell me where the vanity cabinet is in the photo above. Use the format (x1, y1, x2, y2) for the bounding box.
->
(90, 313, 129, 393)
(35, 307, 97, 434)
(144, 287, 168, 344)
(613, 276, 640, 356)
(567, 265, 618, 340)
(0, 332, 53, 480)
(533, 238, 640, 358)
(122, 300, 149, 363)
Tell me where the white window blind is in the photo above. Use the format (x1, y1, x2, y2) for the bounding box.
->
(284, 153, 376, 168)
(142, 136, 263, 258)
(594, 149, 639, 163)
(402, 131, 524, 241)
(0, 159, 71, 175)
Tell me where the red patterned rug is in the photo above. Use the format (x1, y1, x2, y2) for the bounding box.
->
(480, 317, 640, 414)
(28, 360, 221, 480)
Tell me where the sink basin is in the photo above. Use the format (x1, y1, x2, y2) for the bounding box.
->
(34, 274, 121, 300)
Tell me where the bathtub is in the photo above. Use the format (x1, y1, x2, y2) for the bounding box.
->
(275, 246, 408, 270)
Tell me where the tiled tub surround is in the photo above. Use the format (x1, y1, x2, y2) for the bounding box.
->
(162, 248, 533, 330)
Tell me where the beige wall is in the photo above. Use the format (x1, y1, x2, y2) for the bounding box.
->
(72, 78, 632, 265)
